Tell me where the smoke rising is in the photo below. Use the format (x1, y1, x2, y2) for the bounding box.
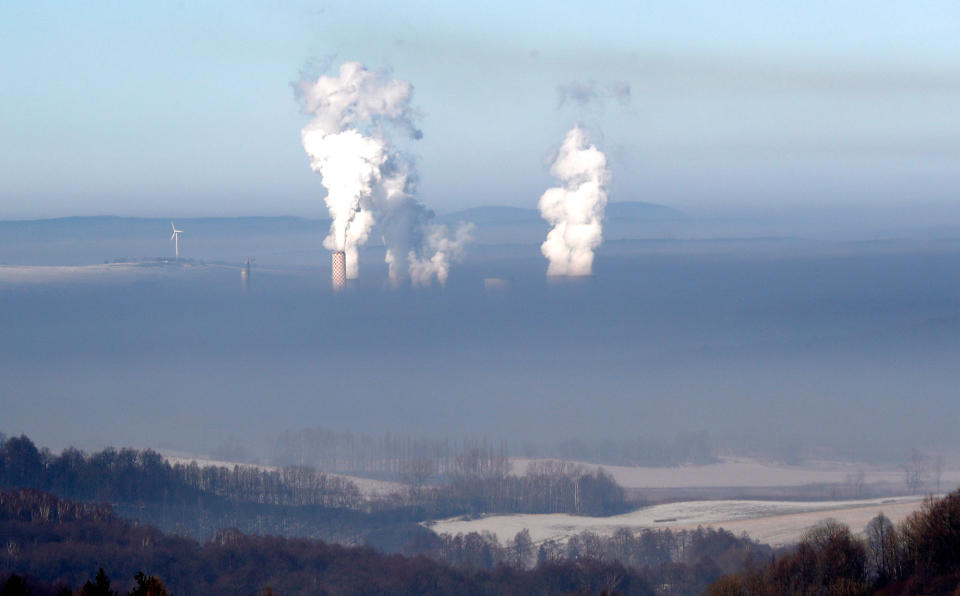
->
(557, 81, 631, 108)
(298, 62, 469, 284)
(539, 126, 610, 276)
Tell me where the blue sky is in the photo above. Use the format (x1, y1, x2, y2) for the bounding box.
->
(1, 1, 959, 219)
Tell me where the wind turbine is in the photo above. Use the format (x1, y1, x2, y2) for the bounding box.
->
(170, 222, 183, 260)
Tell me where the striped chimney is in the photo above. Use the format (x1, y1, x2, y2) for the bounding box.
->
(331, 251, 346, 291)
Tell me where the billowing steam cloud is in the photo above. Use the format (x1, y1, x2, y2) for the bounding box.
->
(298, 62, 471, 285)
(539, 126, 610, 276)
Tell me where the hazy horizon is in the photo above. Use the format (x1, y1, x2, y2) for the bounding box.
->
(3, 2, 959, 469)
(3, 214, 959, 465)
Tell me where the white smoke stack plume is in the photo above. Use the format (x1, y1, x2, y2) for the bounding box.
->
(331, 250, 346, 291)
(298, 62, 419, 279)
(298, 61, 472, 286)
(407, 221, 474, 286)
(539, 125, 610, 277)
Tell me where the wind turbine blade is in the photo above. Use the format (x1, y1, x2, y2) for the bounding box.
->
(171, 222, 176, 231)
(171, 232, 176, 241)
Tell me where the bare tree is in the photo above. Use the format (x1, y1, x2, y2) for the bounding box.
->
(933, 454, 944, 494)
(845, 468, 866, 498)
(865, 513, 899, 583)
(904, 450, 930, 495)
(399, 457, 437, 499)
(509, 529, 534, 568)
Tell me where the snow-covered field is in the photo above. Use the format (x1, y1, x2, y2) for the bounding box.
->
(513, 456, 959, 490)
(161, 453, 404, 498)
(428, 495, 929, 548)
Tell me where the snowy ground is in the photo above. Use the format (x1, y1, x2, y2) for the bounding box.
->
(428, 495, 929, 548)
(161, 452, 404, 498)
(512, 456, 960, 491)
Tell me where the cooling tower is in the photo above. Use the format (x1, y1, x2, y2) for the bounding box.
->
(331, 250, 346, 291)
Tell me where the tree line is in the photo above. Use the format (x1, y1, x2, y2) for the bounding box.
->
(424, 525, 771, 595)
(273, 427, 716, 477)
(0, 435, 362, 509)
(429, 459, 628, 516)
(0, 487, 655, 596)
(2, 567, 170, 596)
(708, 489, 960, 595)
(0, 434, 628, 546)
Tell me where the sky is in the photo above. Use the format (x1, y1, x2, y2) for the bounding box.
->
(1, 1, 959, 219)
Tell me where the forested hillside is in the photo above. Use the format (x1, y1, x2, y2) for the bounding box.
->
(0, 487, 777, 595)
(0, 434, 627, 546)
(0, 487, 653, 595)
(708, 490, 960, 595)
(0, 434, 773, 594)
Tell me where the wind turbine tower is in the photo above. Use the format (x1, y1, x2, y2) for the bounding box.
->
(170, 222, 183, 260)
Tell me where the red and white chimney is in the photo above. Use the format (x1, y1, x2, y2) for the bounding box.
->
(331, 251, 346, 291)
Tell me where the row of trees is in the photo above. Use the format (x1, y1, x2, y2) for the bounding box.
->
(274, 429, 511, 478)
(514, 431, 717, 467)
(432, 459, 628, 516)
(708, 489, 960, 595)
(0, 434, 631, 547)
(1, 568, 171, 596)
(274, 427, 717, 477)
(1, 434, 630, 522)
(0, 435, 364, 509)
(429, 525, 771, 593)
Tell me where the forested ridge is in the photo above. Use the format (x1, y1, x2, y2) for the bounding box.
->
(0, 434, 627, 546)
(0, 487, 775, 595)
(0, 487, 656, 595)
(8, 441, 960, 595)
(1, 433, 774, 594)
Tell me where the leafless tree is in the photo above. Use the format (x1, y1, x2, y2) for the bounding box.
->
(904, 450, 930, 495)
(865, 513, 899, 583)
(845, 468, 866, 498)
(933, 453, 944, 494)
(399, 457, 437, 499)
(509, 529, 534, 568)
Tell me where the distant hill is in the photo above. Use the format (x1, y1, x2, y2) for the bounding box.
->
(0, 215, 329, 240)
(606, 201, 684, 221)
(0, 203, 681, 235)
(438, 206, 541, 226)
(0, 206, 688, 265)
(440, 202, 684, 225)
(0, 216, 334, 266)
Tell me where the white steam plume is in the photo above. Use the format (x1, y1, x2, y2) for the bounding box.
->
(298, 62, 415, 279)
(408, 221, 474, 286)
(378, 169, 474, 287)
(298, 61, 470, 284)
(539, 125, 610, 276)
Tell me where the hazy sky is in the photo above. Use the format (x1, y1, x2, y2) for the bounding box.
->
(2, 1, 959, 219)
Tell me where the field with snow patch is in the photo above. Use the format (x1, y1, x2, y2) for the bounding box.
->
(428, 495, 929, 548)
(513, 456, 959, 490)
